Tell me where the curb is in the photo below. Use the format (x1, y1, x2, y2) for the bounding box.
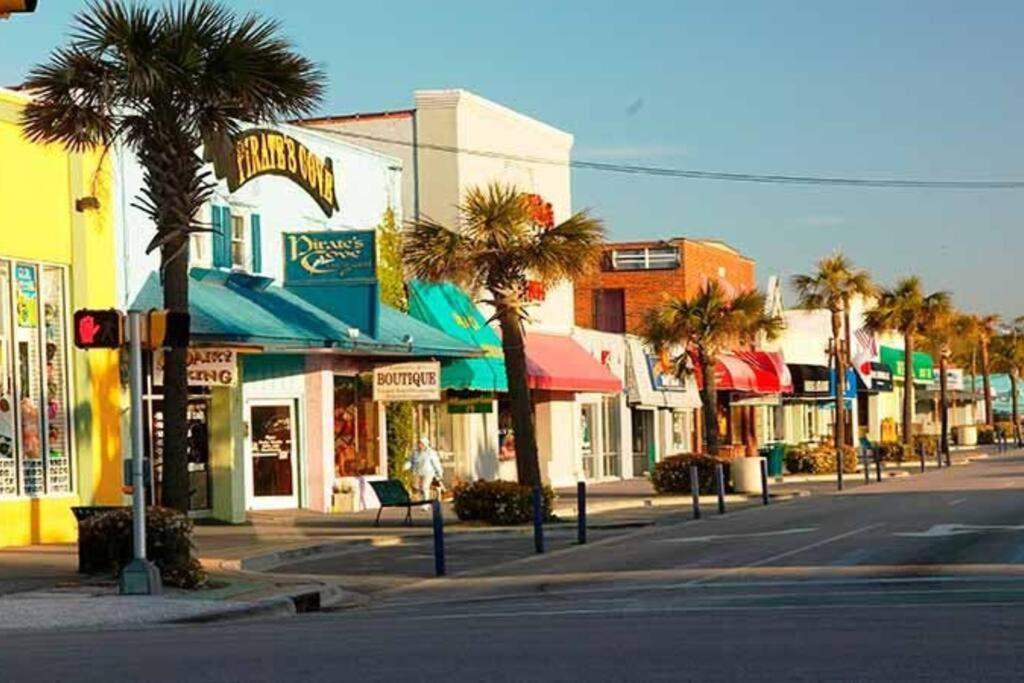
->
(167, 583, 352, 624)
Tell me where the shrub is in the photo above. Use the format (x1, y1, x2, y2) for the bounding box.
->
(78, 507, 207, 589)
(452, 480, 555, 525)
(995, 421, 1016, 440)
(876, 441, 908, 463)
(913, 434, 938, 457)
(651, 453, 730, 494)
(784, 444, 857, 474)
(977, 425, 995, 445)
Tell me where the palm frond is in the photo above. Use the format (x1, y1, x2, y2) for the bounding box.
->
(522, 209, 605, 282)
(402, 219, 479, 287)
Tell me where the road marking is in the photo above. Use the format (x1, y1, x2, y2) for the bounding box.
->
(684, 523, 885, 586)
(656, 528, 817, 544)
(948, 498, 967, 507)
(894, 524, 1024, 538)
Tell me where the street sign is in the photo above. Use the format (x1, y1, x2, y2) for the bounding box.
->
(73, 309, 123, 349)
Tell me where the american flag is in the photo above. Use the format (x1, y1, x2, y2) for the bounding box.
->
(855, 326, 877, 358)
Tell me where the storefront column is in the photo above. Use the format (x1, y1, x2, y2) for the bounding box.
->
(210, 383, 245, 523)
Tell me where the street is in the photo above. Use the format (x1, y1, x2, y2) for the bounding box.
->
(4, 452, 1024, 681)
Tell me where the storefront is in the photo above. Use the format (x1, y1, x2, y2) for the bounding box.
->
(623, 336, 702, 474)
(0, 88, 122, 548)
(407, 280, 507, 485)
(879, 346, 936, 438)
(711, 351, 792, 456)
(854, 361, 894, 442)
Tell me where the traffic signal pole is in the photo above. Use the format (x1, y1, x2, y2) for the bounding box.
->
(119, 310, 161, 595)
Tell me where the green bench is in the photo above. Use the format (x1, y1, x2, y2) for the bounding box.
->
(369, 479, 428, 526)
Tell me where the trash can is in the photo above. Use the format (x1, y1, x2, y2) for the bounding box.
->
(760, 443, 785, 477)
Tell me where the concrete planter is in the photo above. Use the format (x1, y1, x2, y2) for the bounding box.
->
(955, 425, 978, 447)
(731, 456, 766, 494)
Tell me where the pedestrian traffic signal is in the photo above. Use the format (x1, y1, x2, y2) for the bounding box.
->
(146, 310, 190, 349)
(74, 309, 123, 349)
(0, 0, 38, 16)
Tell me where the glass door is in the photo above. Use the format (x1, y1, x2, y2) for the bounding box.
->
(632, 409, 655, 476)
(247, 400, 298, 509)
(581, 404, 596, 480)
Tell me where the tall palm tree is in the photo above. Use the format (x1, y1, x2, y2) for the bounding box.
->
(920, 303, 958, 463)
(641, 282, 781, 456)
(403, 183, 604, 487)
(968, 314, 1001, 426)
(991, 319, 1024, 446)
(864, 277, 951, 457)
(791, 253, 875, 451)
(22, 0, 324, 511)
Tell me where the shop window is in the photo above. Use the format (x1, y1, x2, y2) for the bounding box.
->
(671, 410, 692, 452)
(0, 260, 73, 498)
(592, 289, 625, 333)
(601, 395, 621, 478)
(413, 403, 454, 480)
(605, 247, 680, 271)
(230, 214, 247, 269)
(334, 374, 380, 477)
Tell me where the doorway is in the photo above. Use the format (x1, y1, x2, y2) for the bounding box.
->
(246, 400, 298, 509)
(632, 409, 655, 476)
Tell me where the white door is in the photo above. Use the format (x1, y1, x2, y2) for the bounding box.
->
(245, 400, 299, 510)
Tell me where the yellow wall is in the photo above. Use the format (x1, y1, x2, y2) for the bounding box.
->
(0, 88, 121, 547)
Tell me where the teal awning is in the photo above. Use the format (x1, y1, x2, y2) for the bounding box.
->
(407, 281, 508, 392)
(132, 269, 478, 358)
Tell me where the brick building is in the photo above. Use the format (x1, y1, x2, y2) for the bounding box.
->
(574, 238, 756, 334)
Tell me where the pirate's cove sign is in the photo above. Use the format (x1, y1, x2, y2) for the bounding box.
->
(208, 128, 340, 217)
(283, 230, 376, 284)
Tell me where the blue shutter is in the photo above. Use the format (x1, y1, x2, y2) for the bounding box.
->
(211, 206, 229, 268)
(250, 213, 262, 273)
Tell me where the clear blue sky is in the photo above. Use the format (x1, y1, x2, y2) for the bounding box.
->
(3, 1, 1022, 316)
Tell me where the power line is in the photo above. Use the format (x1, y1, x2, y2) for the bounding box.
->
(322, 128, 1024, 190)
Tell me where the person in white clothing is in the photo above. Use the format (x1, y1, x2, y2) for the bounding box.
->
(406, 437, 444, 501)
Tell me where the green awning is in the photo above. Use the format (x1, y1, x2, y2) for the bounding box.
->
(132, 269, 479, 358)
(880, 346, 935, 383)
(407, 281, 508, 392)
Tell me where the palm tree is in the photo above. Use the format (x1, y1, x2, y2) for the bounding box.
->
(920, 303, 958, 463)
(641, 282, 781, 456)
(991, 319, 1024, 446)
(864, 277, 951, 458)
(968, 314, 1001, 426)
(22, 0, 324, 511)
(791, 253, 876, 452)
(403, 183, 604, 487)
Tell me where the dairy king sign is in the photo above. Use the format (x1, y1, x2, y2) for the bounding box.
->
(372, 362, 441, 402)
(154, 349, 237, 387)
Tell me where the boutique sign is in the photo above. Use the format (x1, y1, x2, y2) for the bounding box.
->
(283, 230, 376, 283)
(372, 362, 441, 402)
(208, 128, 340, 217)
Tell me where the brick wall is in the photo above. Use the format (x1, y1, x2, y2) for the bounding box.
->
(574, 239, 755, 334)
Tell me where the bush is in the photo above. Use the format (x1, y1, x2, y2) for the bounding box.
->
(914, 434, 938, 457)
(452, 480, 555, 525)
(977, 425, 995, 445)
(996, 421, 1016, 440)
(876, 441, 908, 463)
(78, 507, 207, 589)
(651, 453, 730, 494)
(784, 444, 858, 474)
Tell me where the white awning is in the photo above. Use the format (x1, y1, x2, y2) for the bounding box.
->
(625, 336, 702, 409)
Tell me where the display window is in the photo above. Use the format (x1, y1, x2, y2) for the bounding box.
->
(0, 260, 72, 498)
(333, 374, 380, 476)
(412, 402, 454, 479)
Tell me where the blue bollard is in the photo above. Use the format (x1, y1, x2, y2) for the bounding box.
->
(577, 481, 587, 545)
(715, 462, 726, 515)
(690, 465, 701, 519)
(760, 458, 770, 505)
(533, 485, 545, 554)
(431, 499, 445, 577)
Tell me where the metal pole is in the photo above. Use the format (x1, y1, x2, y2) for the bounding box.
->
(431, 499, 445, 577)
(715, 462, 726, 515)
(689, 465, 701, 520)
(875, 455, 882, 483)
(576, 481, 587, 545)
(129, 311, 146, 561)
(760, 458, 769, 505)
(533, 485, 545, 554)
(862, 447, 870, 484)
(836, 449, 844, 491)
(919, 441, 925, 473)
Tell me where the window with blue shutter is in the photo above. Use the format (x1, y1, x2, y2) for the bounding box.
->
(250, 214, 262, 273)
(211, 205, 230, 268)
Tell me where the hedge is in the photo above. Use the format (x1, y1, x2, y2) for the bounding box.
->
(651, 453, 730, 494)
(78, 507, 207, 589)
(784, 444, 858, 474)
(452, 480, 555, 525)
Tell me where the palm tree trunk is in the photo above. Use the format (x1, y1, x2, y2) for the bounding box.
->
(981, 339, 993, 426)
(831, 311, 845, 452)
(700, 351, 720, 456)
(496, 310, 541, 487)
(903, 335, 915, 453)
(161, 247, 191, 512)
(939, 351, 949, 461)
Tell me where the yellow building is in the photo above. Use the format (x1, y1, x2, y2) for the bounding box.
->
(0, 88, 122, 547)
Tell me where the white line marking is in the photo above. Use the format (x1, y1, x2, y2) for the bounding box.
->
(948, 498, 967, 507)
(895, 524, 1024, 538)
(656, 528, 817, 544)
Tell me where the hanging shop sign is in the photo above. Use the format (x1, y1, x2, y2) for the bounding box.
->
(208, 128, 340, 217)
(283, 230, 376, 283)
(447, 397, 493, 414)
(154, 348, 237, 387)
(646, 354, 688, 392)
(372, 361, 441, 402)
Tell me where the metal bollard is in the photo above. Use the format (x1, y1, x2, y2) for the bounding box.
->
(690, 465, 701, 520)
(875, 456, 882, 483)
(577, 481, 587, 545)
(918, 443, 925, 473)
(760, 458, 769, 505)
(837, 451, 844, 491)
(431, 499, 445, 577)
(533, 485, 545, 554)
(715, 462, 726, 515)
(863, 449, 870, 484)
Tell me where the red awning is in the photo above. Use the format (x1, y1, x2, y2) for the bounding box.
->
(706, 350, 793, 393)
(525, 333, 623, 393)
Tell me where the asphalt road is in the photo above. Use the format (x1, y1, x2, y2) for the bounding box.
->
(5, 451, 1024, 682)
